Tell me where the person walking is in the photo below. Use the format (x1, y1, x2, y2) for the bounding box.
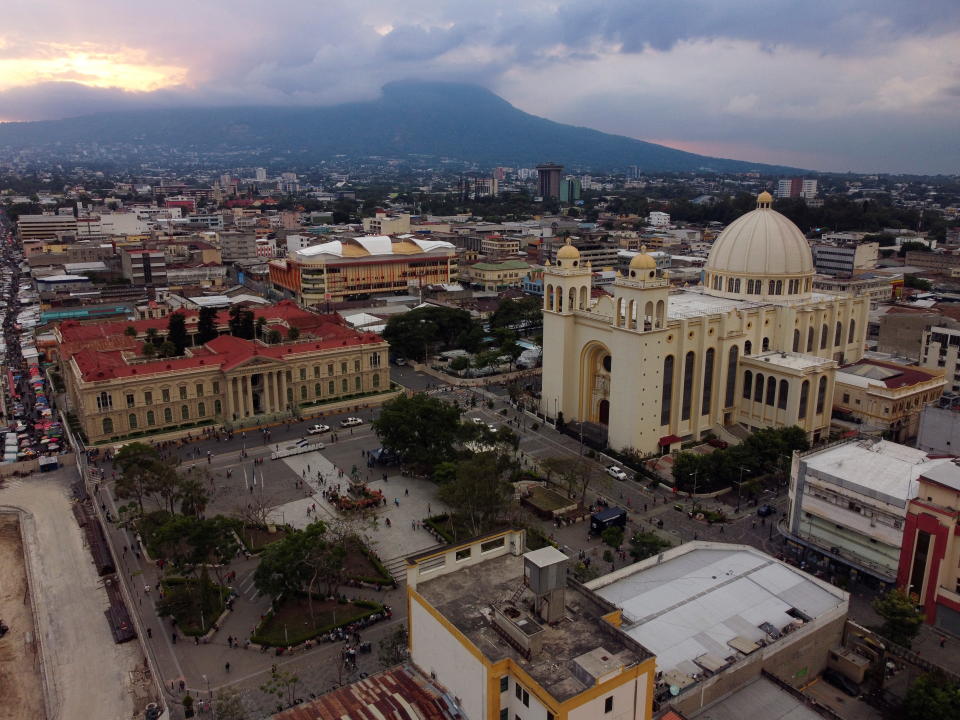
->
(225, 662, 231, 673)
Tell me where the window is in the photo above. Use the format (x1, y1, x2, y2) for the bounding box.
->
(842, 393, 850, 404)
(128, 414, 137, 429)
(516, 685, 522, 701)
(179, 386, 187, 400)
(793, 329, 800, 352)
(196, 383, 204, 397)
(341, 361, 347, 374)
(162, 388, 171, 403)
(147, 410, 156, 426)
(126, 393, 135, 408)
(144, 391, 153, 405)
(214, 400, 222, 415)
(96, 391, 113, 411)
(702, 348, 714, 415)
(300, 367, 307, 381)
(820, 324, 828, 349)
(754, 373, 764, 402)
(500, 676, 508, 693)
(661, 355, 674, 425)
(605, 697, 613, 713)
(102, 417, 113, 435)
(371, 353, 381, 368)
(327, 364, 334, 376)
(523, 690, 529, 707)
(198, 402, 206, 417)
(807, 327, 814, 352)
(355, 376, 362, 391)
(314, 366, 320, 378)
(743, 370, 753, 400)
(835, 322, 842, 346)
(762, 336, 770, 351)
(164, 407, 173, 423)
(354, 359, 361, 372)
(341, 379, 348, 393)
(212, 381, 220, 394)
(681, 351, 695, 421)
(816, 375, 827, 414)
(315, 383, 321, 397)
(329, 381, 335, 395)
(500, 711, 508, 720)
(744, 340, 752, 355)
(301, 386, 307, 400)
(848, 319, 856, 343)
(373, 374, 380, 388)
(778, 380, 789, 410)
(548, 714, 555, 720)
(766, 376, 776, 406)
(725, 346, 739, 407)
(181, 405, 189, 420)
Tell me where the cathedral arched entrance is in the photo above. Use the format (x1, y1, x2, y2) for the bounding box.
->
(579, 341, 612, 425)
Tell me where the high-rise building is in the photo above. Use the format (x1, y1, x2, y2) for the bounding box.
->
(776, 178, 818, 199)
(254, 167, 267, 182)
(536, 163, 563, 200)
(559, 177, 581, 203)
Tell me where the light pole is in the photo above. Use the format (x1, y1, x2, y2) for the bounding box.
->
(688, 471, 698, 511)
(737, 466, 748, 511)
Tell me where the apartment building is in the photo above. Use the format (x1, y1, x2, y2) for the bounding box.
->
(119, 247, 168, 286)
(362, 210, 411, 235)
(811, 242, 878, 277)
(920, 325, 960, 393)
(462, 260, 530, 291)
(17, 214, 78, 241)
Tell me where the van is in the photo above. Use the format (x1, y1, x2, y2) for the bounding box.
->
(590, 507, 627, 535)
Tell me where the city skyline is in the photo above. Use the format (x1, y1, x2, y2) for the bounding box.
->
(0, 1, 958, 174)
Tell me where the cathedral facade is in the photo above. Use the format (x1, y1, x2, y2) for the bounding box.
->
(541, 193, 870, 455)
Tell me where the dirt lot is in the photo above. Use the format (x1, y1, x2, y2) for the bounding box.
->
(0, 513, 47, 720)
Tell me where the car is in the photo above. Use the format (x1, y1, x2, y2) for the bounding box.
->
(307, 424, 330, 435)
(757, 504, 777, 517)
(487, 423, 498, 432)
(471, 417, 485, 425)
(606, 465, 628, 481)
(340, 417, 363, 427)
(393, 358, 407, 366)
(822, 668, 860, 697)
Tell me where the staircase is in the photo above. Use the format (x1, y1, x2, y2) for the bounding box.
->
(718, 423, 750, 445)
(382, 541, 447, 584)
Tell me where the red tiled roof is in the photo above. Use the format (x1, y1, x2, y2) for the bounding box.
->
(840, 358, 942, 389)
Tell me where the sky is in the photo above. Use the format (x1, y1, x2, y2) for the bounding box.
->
(1, 1, 958, 174)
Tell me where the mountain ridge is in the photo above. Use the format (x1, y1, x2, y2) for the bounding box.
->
(0, 81, 804, 173)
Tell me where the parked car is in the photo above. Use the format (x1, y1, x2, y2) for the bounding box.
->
(340, 417, 364, 427)
(757, 504, 777, 517)
(822, 668, 860, 697)
(606, 465, 628, 481)
(307, 424, 330, 435)
(471, 417, 485, 425)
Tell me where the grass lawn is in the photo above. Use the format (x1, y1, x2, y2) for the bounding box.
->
(158, 577, 228, 636)
(342, 539, 392, 585)
(252, 597, 383, 647)
(239, 525, 289, 553)
(526, 486, 575, 515)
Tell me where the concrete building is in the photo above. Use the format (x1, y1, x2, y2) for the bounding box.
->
(905, 250, 960, 274)
(17, 214, 78, 241)
(57, 302, 391, 444)
(787, 438, 952, 585)
(543, 237, 619, 269)
(536, 163, 563, 200)
(921, 325, 960, 392)
(269, 235, 456, 304)
(363, 210, 411, 235)
(480, 234, 521, 259)
(897, 462, 960, 636)
(811, 242, 878, 277)
(833, 359, 945, 442)
(218, 232, 258, 262)
(119, 247, 168, 286)
(776, 179, 817, 199)
(586, 542, 848, 716)
(647, 212, 670, 227)
(406, 529, 657, 720)
(541, 193, 869, 454)
(462, 260, 531, 291)
(812, 274, 900, 308)
(917, 403, 960, 455)
(559, 178, 581, 204)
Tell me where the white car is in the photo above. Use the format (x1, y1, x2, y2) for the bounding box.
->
(307, 424, 330, 435)
(606, 465, 628, 481)
(471, 417, 485, 425)
(340, 417, 364, 428)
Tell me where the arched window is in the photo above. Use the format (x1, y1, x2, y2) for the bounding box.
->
(727, 277, 735, 292)
(848, 319, 856, 343)
(198, 402, 206, 417)
(214, 400, 222, 416)
(725, 346, 739, 407)
(778, 379, 789, 410)
(793, 329, 800, 352)
(744, 340, 752, 355)
(702, 348, 715, 415)
(765, 375, 776, 406)
(835, 322, 842, 346)
(545, 284, 554, 311)
(768, 280, 776, 295)
(661, 356, 674, 425)
(807, 327, 814, 352)
(681, 351, 695, 421)
(816, 376, 828, 414)
(163, 408, 173, 423)
(147, 410, 156, 426)
(798, 380, 809, 419)
(754, 373, 765, 402)
(734, 278, 741, 293)
(128, 414, 137, 429)
(747, 279, 755, 294)
(181, 405, 189, 420)
(743, 370, 753, 399)
(820, 324, 828, 349)
(102, 417, 113, 435)
(762, 336, 770, 352)
(775, 280, 783, 294)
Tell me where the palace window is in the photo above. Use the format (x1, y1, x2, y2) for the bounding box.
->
(96, 392, 113, 411)
(181, 405, 189, 420)
(661, 356, 674, 425)
(702, 348, 715, 416)
(128, 414, 137, 429)
(163, 408, 173, 423)
(681, 351, 695, 421)
(725, 346, 739, 407)
(102, 417, 113, 435)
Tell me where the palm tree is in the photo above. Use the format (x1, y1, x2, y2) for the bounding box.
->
(255, 316, 267, 340)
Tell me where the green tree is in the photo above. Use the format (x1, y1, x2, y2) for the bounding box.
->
(213, 686, 249, 720)
(900, 673, 960, 720)
(124, 326, 138, 338)
(490, 296, 542, 334)
(228, 306, 243, 336)
(382, 306, 475, 360)
(372, 393, 462, 470)
(378, 625, 409, 668)
(601, 526, 624, 549)
(266, 329, 282, 344)
(260, 666, 301, 709)
(196, 306, 219, 344)
(437, 452, 513, 536)
(629, 531, 672, 561)
(254, 315, 267, 340)
(142, 342, 157, 358)
(905, 275, 933, 291)
(114, 442, 166, 511)
(899, 240, 932, 257)
(449, 355, 471, 373)
(158, 340, 179, 358)
(239, 310, 256, 340)
(873, 589, 924, 647)
(287, 326, 300, 341)
(166, 312, 189, 355)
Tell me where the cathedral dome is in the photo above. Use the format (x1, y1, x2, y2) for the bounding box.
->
(703, 193, 814, 300)
(629, 252, 657, 270)
(556, 238, 580, 261)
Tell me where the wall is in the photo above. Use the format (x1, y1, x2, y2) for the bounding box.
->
(566, 672, 648, 720)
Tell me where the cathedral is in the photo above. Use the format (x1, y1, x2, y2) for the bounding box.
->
(541, 192, 869, 455)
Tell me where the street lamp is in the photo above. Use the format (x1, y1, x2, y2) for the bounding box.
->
(737, 466, 749, 511)
(688, 471, 698, 511)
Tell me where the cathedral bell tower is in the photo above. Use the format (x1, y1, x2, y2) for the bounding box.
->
(612, 248, 669, 332)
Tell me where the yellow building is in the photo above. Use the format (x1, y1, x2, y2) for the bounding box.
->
(269, 235, 457, 303)
(541, 193, 870, 454)
(58, 302, 392, 444)
(406, 530, 656, 720)
(462, 260, 531, 291)
(833, 359, 945, 442)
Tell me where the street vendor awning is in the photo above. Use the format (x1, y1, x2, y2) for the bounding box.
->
(659, 434, 682, 446)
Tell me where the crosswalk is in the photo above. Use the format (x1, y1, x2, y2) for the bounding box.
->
(235, 568, 260, 602)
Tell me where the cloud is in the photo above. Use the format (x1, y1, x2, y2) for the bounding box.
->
(0, 1, 958, 172)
